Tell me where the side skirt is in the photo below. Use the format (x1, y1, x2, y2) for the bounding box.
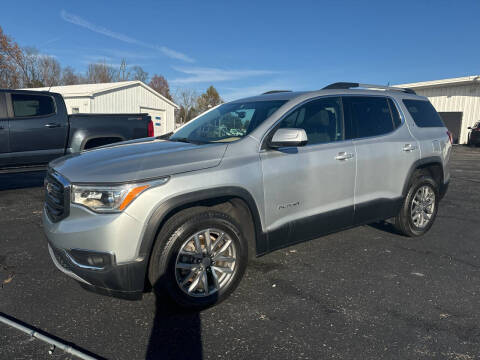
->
(264, 197, 403, 254)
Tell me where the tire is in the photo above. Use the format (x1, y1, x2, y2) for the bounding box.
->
(148, 208, 248, 309)
(394, 171, 439, 237)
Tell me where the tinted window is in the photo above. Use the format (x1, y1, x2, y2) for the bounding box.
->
(403, 100, 444, 127)
(388, 98, 402, 128)
(0, 94, 7, 118)
(344, 96, 394, 138)
(279, 97, 344, 145)
(12, 94, 55, 117)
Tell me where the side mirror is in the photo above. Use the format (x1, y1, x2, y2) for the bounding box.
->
(269, 128, 308, 148)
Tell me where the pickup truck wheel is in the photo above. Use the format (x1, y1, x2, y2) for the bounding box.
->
(148, 209, 247, 309)
(394, 172, 439, 237)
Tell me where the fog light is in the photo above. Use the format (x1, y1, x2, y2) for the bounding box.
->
(68, 249, 113, 269)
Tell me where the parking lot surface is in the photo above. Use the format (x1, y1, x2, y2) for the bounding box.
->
(1, 146, 479, 360)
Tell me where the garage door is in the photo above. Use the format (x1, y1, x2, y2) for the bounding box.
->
(140, 108, 166, 136)
(438, 112, 462, 144)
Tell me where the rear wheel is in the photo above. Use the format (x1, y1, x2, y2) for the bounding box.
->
(148, 208, 247, 309)
(394, 172, 439, 237)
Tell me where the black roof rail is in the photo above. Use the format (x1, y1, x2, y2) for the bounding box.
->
(262, 90, 292, 95)
(322, 82, 416, 94)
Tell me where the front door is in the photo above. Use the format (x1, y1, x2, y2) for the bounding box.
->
(8, 93, 68, 165)
(0, 93, 10, 167)
(260, 96, 356, 251)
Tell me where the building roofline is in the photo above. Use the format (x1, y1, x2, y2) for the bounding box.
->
(21, 80, 180, 109)
(394, 75, 480, 89)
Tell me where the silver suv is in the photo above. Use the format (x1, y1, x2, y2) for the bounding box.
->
(43, 82, 452, 308)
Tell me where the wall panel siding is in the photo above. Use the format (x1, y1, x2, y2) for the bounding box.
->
(63, 97, 91, 114)
(90, 84, 176, 135)
(415, 84, 480, 144)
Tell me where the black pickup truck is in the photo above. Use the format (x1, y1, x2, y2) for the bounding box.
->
(0, 89, 153, 170)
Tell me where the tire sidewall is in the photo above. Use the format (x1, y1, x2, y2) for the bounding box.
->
(150, 211, 247, 308)
(405, 176, 439, 236)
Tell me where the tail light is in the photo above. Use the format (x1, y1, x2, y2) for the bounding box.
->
(447, 131, 453, 144)
(147, 120, 154, 137)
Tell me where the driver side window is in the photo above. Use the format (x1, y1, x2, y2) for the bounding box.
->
(279, 97, 344, 145)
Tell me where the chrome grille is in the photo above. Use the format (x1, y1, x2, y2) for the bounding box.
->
(45, 171, 70, 222)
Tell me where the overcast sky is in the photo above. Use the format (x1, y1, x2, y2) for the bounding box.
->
(2, 0, 479, 100)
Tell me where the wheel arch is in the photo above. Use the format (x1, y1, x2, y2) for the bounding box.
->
(138, 187, 266, 284)
(402, 156, 445, 197)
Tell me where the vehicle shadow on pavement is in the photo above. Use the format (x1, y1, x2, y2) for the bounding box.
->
(367, 220, 402, 235)
(0, 171, 46, 191)
(146, 280, 206, 360)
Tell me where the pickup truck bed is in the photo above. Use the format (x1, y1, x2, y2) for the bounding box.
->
(0, 89, 152, 170)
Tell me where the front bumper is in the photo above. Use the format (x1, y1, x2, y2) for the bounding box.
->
(43, 206, 148, 297)
(47, 242, 146, 298)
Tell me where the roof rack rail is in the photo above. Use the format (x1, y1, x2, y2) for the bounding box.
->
(322, 82, 416, 94)
(262, 90, 292, 95)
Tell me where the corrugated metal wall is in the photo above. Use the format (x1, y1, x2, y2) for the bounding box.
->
(415, 84, 480, 144)
(91, 84, 176, 134)
(63, 97, 91, 114)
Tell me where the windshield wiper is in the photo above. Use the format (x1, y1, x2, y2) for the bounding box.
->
(168, 137, 207, 145)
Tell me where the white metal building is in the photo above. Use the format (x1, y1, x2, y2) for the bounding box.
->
(396, 75, 480, 144)
(30, 81, 179, 136)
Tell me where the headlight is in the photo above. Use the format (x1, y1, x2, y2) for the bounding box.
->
(71, 177, 168, 213)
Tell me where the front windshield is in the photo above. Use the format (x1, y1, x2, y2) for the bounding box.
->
(170, 100, 287, 143)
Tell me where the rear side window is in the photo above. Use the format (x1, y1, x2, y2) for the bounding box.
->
(343, 96, 395, 138)
(402, 100, 444, 127)
(11, 94, 55, 118)
(0, 94, 7, 118)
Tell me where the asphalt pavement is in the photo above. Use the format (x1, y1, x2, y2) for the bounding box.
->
(0, 146, 479, 359)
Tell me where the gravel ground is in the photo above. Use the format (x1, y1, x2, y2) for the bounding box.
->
(0, 146, 479, 360)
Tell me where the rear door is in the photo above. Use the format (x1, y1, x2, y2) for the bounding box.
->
(343, 96, 419, 224)
(0, 93, 10, 167)
(8, 92, 68, 165)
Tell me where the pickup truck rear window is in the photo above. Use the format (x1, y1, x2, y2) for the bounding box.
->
(12, 94, 55, 118)
(402, 100, 444, 127)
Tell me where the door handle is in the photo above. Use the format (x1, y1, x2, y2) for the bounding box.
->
(402, 144, 417, 152)
(335, 151, 354, 161)
(45, 123, 61, 128)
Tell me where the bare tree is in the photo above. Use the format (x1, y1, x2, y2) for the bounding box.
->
(61, 66, 80, 85)
(149, 74, 173, 100)
(38, 55, 61, 87)
(131, 66, 148, 83)
(86, 61, 116, 83)
(18, 47, 44, 87)
(175, 88, 198, 124)
(0, 25, 23, 88)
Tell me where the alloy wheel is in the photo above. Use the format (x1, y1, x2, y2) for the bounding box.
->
(174, 228, 237, 297)
(410, 185, 436, 229)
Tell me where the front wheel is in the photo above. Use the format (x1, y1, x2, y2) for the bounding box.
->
(148, 209, 247, 309)
(394, 173, 439, 237)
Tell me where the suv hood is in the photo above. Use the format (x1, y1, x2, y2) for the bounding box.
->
(50, 138, 228, 183)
